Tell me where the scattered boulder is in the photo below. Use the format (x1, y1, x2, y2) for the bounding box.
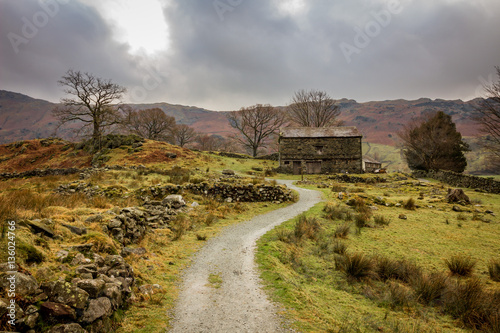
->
(446, 188, 470, 204)
(69, 243, 94, 253)
(222, 169, 235, 176)
(62, 224, 88, 235)
(398, 214, 407, 220)
(452, 205, 462, 212)
(85, 215, 103, 223)
(26, 219, 56, 238)
(162, 194, 186, 209)
(138, 283, 162, 295)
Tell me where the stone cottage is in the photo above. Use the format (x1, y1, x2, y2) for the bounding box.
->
(363, 156, 382, 173)
(278, 126, 363, 174)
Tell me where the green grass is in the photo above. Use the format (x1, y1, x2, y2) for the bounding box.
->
(257, 178, 500, 332)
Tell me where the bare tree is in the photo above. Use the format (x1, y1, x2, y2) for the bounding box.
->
(53, 70, 126, 151)
(195, 134, 225, 151)
(174, 124, 197, 147)
(474, 66, 500, 171)
(122, 107, 176, 142)
(287, 89, 341, 127)
(227, 104, 286, 157)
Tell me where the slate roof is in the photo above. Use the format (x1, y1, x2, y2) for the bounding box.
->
(280, 126, 362, 138)
(363, 155, 381, 164)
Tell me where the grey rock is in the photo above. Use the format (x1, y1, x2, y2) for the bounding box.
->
(452, 205, 462, 212)
(80, 297, 112, 323)
(108, 219, 122, 229)
(26, 219, 55, 238)
(103, 283, 122, 308)
(222, 169, 235, 175)
(56, 250, 70, 262)
(162, 194, 186, 209)
(47, 323, 88, 333)
(71, 253, 91, 266)
(0, 262, 18, 272)
(76, 279, 105, 298)
(122, 247, 147, 257)
(69, 243, 94, 253)
(45, 280, 89, 309)
(62, 224, 87, 235)
(0, 271, 39, 296)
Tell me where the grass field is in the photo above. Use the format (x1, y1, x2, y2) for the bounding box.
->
(257, 176, 500, 332)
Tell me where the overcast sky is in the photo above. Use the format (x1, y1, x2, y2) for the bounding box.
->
(1, 0, 499, 110)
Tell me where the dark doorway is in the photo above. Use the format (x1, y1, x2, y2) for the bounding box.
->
(293, 161, 301, 175)
(306, 161, 322, 174)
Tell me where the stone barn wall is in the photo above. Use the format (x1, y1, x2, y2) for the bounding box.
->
(279, 136, 362, 174)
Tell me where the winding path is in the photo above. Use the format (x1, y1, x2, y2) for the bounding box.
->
(168, 180, 322, 333)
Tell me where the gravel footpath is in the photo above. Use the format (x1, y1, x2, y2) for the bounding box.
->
(167, 180, 322, 333)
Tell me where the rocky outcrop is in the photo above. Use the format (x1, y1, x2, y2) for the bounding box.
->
(0, 253, 134, 332)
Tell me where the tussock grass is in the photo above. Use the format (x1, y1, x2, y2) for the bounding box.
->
(294, 214, 321, 241)
(323, 202, 352, 221)
(337, 252, 375, 282)
(412, 272, 448, 305)
(445, 255, 476, 277)
(373, 215, 390, 226)
(334, 223, 351, 239)
(488, 259, 500, 282)
(403, 197, 416, 210)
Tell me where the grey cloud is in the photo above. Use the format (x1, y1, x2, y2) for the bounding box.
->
(1, 0, 499, 110)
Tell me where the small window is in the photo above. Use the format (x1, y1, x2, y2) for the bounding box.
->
(284, 161, 290, 165)
(315, 145, 324, 154)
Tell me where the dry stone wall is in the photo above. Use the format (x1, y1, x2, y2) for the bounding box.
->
(413, 170, 500, 194)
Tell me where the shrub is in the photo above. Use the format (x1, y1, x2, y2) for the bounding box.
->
(403, 198, 416, 210)
(445, 255, 476, 277)
(294, 214, 321, 241)
(373, 215, 390, 226)
(412, 272, 448, 305)
(338, 252, 375, 282)
(488, 259, 500, 282)
(334, 223, 351, 239)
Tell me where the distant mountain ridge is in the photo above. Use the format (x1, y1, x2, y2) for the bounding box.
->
(0, 90, 481, 145)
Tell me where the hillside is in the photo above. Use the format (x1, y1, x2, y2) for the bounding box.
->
(0, 90, 483, 146)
